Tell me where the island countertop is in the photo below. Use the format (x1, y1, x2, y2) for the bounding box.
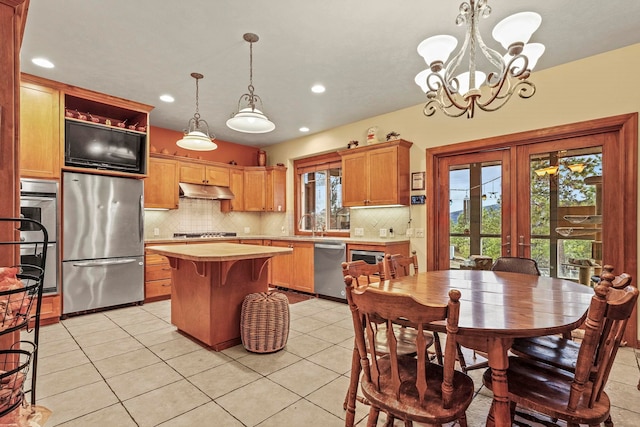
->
(145, 242, 293, 262)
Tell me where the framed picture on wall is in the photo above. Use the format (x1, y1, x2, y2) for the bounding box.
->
(411, 172, 425, 191)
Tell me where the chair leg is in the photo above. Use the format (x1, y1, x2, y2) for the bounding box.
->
(604, 413, 614, 427)
(366, 406, 380, 427)
(458, 414, 469, 427)
(432, 331, 443, 365)
(456, 343, 468, 373)
(344, 346, 361, 427)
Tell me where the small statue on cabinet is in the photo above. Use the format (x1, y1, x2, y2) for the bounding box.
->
(386, 131, 400, 141)
(347, 140, 359, 149)
(366, 126, 379, 145)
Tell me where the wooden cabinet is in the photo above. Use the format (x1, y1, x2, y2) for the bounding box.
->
(19, 80, 61, 179)
(221, 167, 244, 212)
(144, 250, 173, 302)
(243, 167, 266, 211)
(339, 139, 412, 207)
(268, 240, 314, 293)
(266, 166, 286, 212)
(180, 161, 230, 186)
(145, 157, 179, 209)
(38, 294, 62, 326)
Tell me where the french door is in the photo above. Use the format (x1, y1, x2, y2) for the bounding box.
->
(426, 114, 637, 346)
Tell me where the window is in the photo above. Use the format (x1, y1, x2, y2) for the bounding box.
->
(295, 153, 349, 235)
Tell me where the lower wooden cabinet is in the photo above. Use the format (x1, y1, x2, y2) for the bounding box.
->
(268, 240, 314, 293)
(144, 251, 173, 302)
(38, 294, 62, 326)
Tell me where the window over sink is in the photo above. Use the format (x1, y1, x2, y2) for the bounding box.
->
(295, 152, 349, 236)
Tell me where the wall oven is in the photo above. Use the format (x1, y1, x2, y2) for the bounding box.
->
(20, 178, 58, 294)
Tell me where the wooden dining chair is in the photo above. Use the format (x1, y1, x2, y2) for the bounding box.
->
(341, 259, 435, 426)
(490, 256, 541, 275)
(346, 275, 475, 426)
(483, 278, 639, 426)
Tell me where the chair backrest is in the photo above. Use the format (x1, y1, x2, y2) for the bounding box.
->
(386, 251, 418, 278)
(491, 256, 541, 276)
(344, 274, 462, 408)
(567, 275, 638, 411)
(341, 260, 385, 286)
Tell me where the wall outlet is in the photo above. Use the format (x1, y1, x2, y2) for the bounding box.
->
(415, 228, 425, 238)
(388, 228, 394, 237)
(406, 228, 414, 237)
(153, 227, 160, 236)
(354, 227, 364, 236)
(281, 226, 286, 234)
(379, 228, 387, 237)
(244, 226, 251, 234)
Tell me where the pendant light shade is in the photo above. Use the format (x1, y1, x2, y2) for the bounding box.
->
(226, 33, 275, 134)
(177, 73, 217, 151)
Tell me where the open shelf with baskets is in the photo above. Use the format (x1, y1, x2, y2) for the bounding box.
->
(0, 218, 47, 417)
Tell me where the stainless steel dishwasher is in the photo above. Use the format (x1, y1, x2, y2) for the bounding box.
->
(314, 241, 347, 300)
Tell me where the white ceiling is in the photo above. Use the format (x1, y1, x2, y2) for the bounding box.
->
(20, 0, 640, 147)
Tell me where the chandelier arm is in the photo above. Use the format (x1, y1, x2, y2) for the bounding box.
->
(474, 21, 506, 85)
(477, 80, 536, 112)
(423, 99, 469, 118)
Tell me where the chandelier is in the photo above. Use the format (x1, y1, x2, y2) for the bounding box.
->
(414, 0, 545, 118)
(226, 33, 275, 133)
(176, 73, 217, 151)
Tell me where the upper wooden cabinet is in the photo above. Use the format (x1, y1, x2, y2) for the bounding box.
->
(145, 157, 179, 209)
(244, 167, 266, 211)
(221, 167, 244, 212)
(243, 166, 286, 212)
(19, 81, 61, 179)
(339, 139, 412, 207)
(266, 166, 286, 212)
(179, 161, 230, 186)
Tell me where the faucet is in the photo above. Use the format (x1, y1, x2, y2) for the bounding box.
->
(298, 213, 317, 237)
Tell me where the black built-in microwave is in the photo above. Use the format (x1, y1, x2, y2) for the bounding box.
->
(65, 120, 145, 174)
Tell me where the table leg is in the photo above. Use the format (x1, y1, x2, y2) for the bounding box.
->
(485, 337, 511, 427)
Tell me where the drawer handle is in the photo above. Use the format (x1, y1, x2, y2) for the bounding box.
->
(161, 283, 171, 287)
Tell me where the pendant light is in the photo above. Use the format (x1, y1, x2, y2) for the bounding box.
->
(226, 33, 275, 133)
(176, 73, 217, 151)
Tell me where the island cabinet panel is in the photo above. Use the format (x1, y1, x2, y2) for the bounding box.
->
(19, 81, 61, 179)
(145, 157, 179, 209)
(339, 139, 412, 207)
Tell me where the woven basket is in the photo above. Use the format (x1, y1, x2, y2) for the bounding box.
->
(240, 292, 290, 353)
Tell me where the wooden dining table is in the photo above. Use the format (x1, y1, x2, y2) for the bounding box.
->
(357, 269, 595, 427)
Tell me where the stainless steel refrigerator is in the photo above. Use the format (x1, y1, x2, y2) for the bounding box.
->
(62, 172, 144, 314)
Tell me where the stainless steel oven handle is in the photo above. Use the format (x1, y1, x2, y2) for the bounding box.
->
(73, 258, 138, 267)
(20, 195, 56, 202)
(139, 195, 144, 242)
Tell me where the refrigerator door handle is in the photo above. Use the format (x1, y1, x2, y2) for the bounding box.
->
(72, 258, 139, 267)
(139, 195, 144, 242)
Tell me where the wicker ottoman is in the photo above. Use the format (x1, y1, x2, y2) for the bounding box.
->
(240, 292, 290, 353)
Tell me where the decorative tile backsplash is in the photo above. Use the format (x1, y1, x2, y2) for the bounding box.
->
(143, 199, 409, 240)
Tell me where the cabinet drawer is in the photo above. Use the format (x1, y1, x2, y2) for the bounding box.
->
(145, 263, 172, 281)
(145, 253, 169, 265)
(145, 278, 172, 300)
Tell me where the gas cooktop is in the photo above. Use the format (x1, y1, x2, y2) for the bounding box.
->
(173, 232, 237, 239)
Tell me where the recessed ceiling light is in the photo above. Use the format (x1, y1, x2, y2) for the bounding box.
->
(32, 57, 54, 68)
(159, 94, 175, 103)
(299, 127, 310, 132)
(311, 84, 325, 94)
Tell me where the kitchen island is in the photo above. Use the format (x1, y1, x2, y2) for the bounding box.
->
(145, 242, 292, 350)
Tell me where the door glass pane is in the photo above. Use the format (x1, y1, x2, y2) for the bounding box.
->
(449, 162, 502, 268)
(530, 148, 602, 280)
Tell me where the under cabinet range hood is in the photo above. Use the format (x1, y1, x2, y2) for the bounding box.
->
(178, 182, 234, 200)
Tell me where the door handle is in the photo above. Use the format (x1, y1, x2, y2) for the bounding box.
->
(73, 258, 138, 267)
(517, 235, 531, 257)
(501, 235, 511, 255)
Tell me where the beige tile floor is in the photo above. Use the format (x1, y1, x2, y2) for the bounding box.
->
(22, 297, 640, 426)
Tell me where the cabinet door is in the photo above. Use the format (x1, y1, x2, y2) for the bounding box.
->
(244, 169, 266, 211)
(179, 162, 206, 184)
(206, 165, 230, 187)
(20, 82, 61, 179)
(367, 146, 398, 205)
(221, 168, 244, 212)
(145, 157, 178, 209)
(266, 167, 286, 212)
(291, 242, 314, 293)
(341, 151, 368, 206)
(269, 240, 292, 287)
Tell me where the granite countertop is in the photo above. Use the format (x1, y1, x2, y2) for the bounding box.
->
(145, 235, 410, 245)
(145, 242, 293, 262)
